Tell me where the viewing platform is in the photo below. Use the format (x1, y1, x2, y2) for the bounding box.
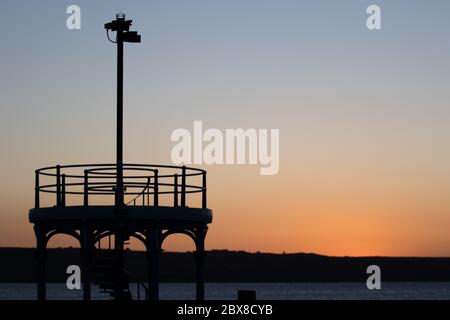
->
(29, 163, 212, 301)
(30, 163, 212, 225)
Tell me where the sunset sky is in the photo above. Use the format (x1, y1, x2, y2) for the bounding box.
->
(1, 0, 450, 256)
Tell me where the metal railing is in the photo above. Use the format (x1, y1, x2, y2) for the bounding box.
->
(34, 164, 207, 209)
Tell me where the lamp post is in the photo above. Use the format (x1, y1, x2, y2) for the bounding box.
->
(105, 13, 141, 300)
(105, 13, 141, 207)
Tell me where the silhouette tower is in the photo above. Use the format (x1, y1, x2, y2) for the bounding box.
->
(29, 13, 212, 301)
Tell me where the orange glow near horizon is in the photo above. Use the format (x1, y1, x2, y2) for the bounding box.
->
(2, 159, 449, 257)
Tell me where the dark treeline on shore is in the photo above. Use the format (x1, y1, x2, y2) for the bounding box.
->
(1, 247, 449, 282)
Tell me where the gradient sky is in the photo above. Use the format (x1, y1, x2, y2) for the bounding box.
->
(1, 0, 450, 256)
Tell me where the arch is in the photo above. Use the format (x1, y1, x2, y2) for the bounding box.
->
(45, 229, 80, 247)
(130, 232, 147, 249)
(161, 228, 197, 248)
(93, 230, 113, 245)
(93, 230, 148, 249)
(159, 227, 207, 300)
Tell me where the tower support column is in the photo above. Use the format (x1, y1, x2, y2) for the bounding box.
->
(146, 227, 161, 300)
(80, 226, 93, 301)
(195, 226, 207, 301)
(34, 225, 47, 301)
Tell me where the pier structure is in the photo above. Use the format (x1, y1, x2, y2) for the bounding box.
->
(29, 13, 212, 300)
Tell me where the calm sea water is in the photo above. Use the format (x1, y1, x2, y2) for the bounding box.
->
(0, 282, 449, 300)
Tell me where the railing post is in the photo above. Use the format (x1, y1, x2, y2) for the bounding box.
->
(146, 177, 151, 206)
(35, 170, 40, 209)
(174, 174, 178, 207)
(154, 170, 159, 207)
(181, 166, 186, 208)
(56, 165, 61, 207)
(202, 171, 207, 209)
(84, 170, 89, 206)
(142, 184, 145, 206)
(61, 174, 66, 207)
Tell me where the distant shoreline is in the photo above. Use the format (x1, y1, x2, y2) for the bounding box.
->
(4, 246, 450, 258)
(1, 247, 449, 283)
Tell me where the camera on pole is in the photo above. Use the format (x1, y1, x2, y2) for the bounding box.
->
(105, 13, 141, 43)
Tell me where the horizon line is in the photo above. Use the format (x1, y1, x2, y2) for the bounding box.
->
(2, 246, 449, 259)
